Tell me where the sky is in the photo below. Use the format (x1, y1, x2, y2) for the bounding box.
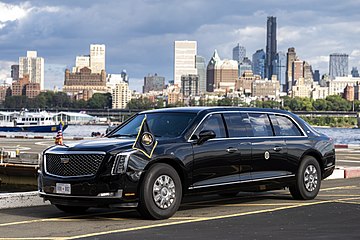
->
(0, 0, 360, 92)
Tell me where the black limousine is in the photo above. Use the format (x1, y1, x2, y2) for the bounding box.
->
(38, 107, 335, 219)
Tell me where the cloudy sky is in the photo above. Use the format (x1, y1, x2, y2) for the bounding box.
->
(0, 0, 360, 92)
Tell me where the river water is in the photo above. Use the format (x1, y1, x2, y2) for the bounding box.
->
(0, 125, 359, 144)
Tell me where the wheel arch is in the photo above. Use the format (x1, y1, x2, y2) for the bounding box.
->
(140, 158, 189, 194)
(300, 149, 324, 177)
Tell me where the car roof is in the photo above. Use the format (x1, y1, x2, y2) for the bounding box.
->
(140, 107, 291, 115)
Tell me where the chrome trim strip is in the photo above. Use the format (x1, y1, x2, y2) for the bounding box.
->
(45, 150, 107, 155)
(188, 174, 295, 190)
(187, 110, 307, 142)
(324, 165, 335, 171)
(39, 191, 122, 199)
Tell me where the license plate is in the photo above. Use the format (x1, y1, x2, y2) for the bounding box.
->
(56, 183, 71, 194)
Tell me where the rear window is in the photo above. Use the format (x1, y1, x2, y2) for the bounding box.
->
(223, 113, 251, 137)
(248, 113, 273, 137)
(269, 114, 303, 136)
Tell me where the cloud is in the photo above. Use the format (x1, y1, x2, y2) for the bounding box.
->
(0, 0, 360, 88)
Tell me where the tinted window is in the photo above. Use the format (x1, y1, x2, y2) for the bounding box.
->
(196, 114, 226, 138)
(224, 113, 251, 137)
(248, 113, 273, 137)
(111, 113, 196, 138)
(270, 114, 303, 136)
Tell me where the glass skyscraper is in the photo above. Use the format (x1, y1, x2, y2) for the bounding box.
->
(265, 16, 277, 79)
(232, 44, 246, 64)
(274, 51, 286, 92)
(329, 53, 348, 79)
(252, 49, 265, 79)
(195, 55, 207, 94)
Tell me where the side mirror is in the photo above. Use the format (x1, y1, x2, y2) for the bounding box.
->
(197, 130, 216, 144)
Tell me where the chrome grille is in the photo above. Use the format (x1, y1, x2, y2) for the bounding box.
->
(45, 153, 105, 177)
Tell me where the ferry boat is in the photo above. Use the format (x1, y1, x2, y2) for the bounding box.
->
(0, 110, 68, 133)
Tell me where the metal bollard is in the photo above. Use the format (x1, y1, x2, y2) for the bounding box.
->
(0, 147, 3, 164)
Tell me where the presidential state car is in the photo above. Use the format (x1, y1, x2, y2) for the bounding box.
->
(38, 107, 336, 219)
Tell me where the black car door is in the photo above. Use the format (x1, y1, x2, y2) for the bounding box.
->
(248, 112, 289, 180)
(191, 113, 242, 187)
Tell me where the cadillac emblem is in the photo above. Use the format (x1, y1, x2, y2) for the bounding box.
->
(60, 158, 70, 164)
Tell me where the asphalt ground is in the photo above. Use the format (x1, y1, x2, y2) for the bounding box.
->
(0, 178, 358, 239)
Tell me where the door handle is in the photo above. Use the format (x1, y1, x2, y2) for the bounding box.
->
(226, 147, 238, 153)
(273, 146, 283, 152)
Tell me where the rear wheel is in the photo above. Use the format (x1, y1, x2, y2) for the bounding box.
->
(137, 163, 182, 220)
(55, 204, 89, 214)
(290, 156, 321, 200)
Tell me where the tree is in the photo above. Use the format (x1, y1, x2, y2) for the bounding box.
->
(87, 93, 110, 109)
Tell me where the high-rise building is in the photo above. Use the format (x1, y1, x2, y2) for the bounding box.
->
(73, 55, 90, 73)
(195, 55, 207, 94)
(233, 44, 246, 63)
(286, 47, 297, 92)
(11, 65, 19, 81)
(239, 57, 252, 77)
(174, 40, 197, 86)
(329, 53, 348, 79)
(19, 51, 44, 90)
(181, 74, 199, 98)
(265, 16, 277, 79)
(292, 60, 304, 83)
(313, 70, 320, 81)
(252, 49, 265, 79)
(90, 44, 106, 74)
(274, 52, 286, 92)
(143, 73, 165, 93)
(206, 50, 238, 92)
(351, 67, 359, 77)
(112, 81, 132, 109)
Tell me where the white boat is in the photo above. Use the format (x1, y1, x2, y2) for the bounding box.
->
(0, 110, 68, 133)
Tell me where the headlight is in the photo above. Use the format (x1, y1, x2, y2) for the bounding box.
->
(111, 150, 136, 175)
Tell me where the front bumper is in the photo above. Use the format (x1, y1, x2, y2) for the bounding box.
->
(38, 172, 139, 208)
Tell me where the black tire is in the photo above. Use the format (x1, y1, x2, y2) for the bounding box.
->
(137, 163, 182, 220)
(55, 204, 89, 214)
(290, 156, 321, 200)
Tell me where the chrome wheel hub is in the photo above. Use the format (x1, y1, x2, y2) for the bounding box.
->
(152, 175, 176, 209)
(304, 164, 318, 192)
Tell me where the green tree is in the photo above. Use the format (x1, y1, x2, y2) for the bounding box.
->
(87, 93, 110, 109)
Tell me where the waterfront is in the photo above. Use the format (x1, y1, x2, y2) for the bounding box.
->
(0, 125, 360, 144)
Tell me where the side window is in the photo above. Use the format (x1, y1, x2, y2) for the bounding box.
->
(248, 113, 273, 137)
(270, 114, 303, 136)
(224, 113, 251, 137)
(196, 114, 226, 138)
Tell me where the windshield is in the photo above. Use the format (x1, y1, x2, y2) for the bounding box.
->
(110, 112, 197, 138)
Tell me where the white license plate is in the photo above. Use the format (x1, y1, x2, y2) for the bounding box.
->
(56, 183, 71, 194)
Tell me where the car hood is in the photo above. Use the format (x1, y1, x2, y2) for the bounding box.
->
(46, 137, 135, 153)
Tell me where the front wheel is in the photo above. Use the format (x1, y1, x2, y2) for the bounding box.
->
(137, 163, 182, 220)
(289, 156, 321, 200)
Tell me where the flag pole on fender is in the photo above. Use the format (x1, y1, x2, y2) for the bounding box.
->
(132, 115, 157, 158)
(55, 121, 64, 145)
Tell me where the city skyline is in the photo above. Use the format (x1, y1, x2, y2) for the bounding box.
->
(0, 0, 360, 92)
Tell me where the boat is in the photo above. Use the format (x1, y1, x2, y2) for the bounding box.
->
(0, 110, 68, 133)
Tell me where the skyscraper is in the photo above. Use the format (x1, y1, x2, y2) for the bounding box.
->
(274, 52, 286, 92)
(286, 47, 297, 92)
(90, 44, 106, 74)
(143, 73, 165, 93)
(313, 70, 320, 81)
(232, 44, 246, 63)
(19, 51, 44, 90)
(265, 16, 277, 79)
(329, 53, 348, 79)
(252, 49, 265, 79)
(174, 40, 197, 86)
(195, 55, 207, 94)
(239, 57, 252, 77)
(351, 67, 359, 77)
